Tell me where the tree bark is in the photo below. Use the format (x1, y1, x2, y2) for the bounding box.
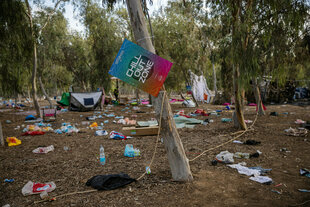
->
(25, 0, 41, 117)
(253, 78, 265, 115)
(233, 65, 247, 130)
(39, 77, 53, 108)
(232, 1, 247, 130)
(0, 122, 4, 146)
(126, 0, 193, 181)
(148, 94, 152, 105)
(212, 63, 217, 104)
(135, 89, 140, 105)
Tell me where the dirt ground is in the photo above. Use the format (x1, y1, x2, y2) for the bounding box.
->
(0, 100, 310, 207)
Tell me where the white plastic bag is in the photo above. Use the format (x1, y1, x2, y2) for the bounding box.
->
(215, 151, 234, 163)
(22, 181, 56, 196)
(32, 145, 54, 154)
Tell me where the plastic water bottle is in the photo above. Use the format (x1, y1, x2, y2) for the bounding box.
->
(100, 145, 106, 165)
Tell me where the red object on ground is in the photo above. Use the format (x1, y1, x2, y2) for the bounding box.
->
(22, 131, 45, 136)
(32, 183, 52, 193)
(194, 109, 209, 116)
(256, 103, 267, 111)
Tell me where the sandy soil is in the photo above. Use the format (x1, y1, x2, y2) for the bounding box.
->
(0, 101, 310, 207)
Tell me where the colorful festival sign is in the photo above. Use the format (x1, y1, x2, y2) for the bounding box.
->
(109, 39, 173, 97)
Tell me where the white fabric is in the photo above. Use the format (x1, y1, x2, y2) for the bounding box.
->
(249, 175, 273, 184)
(71, 92, 102, 108)
(189, 71, 214, 103)
(228, 163, 273, 184)
(183, 99, 196, 107)
(228, 163, 261, 176)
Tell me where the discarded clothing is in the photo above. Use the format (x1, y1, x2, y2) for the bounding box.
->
(228, 164, 260, 176)
(137, 120, 158, 127)
(284, 127, 308, 137)
(86, 173, 135, 190)
(244, 140, 261, 145)
(228, 163, 273, 184)
(194, 109, 208, 116)
(22, 131, 45, 136)
(173, 116, 203, 129)
(248, 166, 272, 175)
(249, 176, 273, 184)
(6, 137, 21, 147)
(25, 115, 36, 121)
(300, 168, 310, 178)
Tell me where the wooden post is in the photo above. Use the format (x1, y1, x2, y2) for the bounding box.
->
(153, 91, 193, 181)
(126, 0, 193, 181)
(0, 122, 4, 146)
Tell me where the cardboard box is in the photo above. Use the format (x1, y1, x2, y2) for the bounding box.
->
(119, 97, 128, 104)
(122, 126, 159, 136)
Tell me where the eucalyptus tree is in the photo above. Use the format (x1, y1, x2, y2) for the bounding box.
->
(0, 0, 32, 98)
(206, 0, 309, 127)
(152, 1, 211, 92)
(81, 1, 123, 91)
(25, 0, 68, 115)
(63, 34, 91, 91)
(35, 9, 71, 107)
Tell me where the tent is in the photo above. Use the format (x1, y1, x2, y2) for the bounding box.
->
(57, 92, 70, 106)
(189, 71, 214, 103)
(69, 91, 102, 111)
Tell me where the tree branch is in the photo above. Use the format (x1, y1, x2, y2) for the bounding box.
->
(39, 0, 63, 33)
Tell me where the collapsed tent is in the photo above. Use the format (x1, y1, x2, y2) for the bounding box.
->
(189, 71, 214, 103)
(70, 92, 102, 111)
(57, 92, 70, 106)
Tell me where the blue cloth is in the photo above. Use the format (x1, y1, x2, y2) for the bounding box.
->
(25, 115, 36, 120)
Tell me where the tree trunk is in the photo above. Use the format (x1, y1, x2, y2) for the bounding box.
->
(27, 87, 31, 104)
(233, 65, 247, 130)
(31, 33, 41, 117)
(212, 63, 217, 104)
(26, 0, 40, 117)
(232, 1, 246, 130)
(135, 89, 140, 105)
(39, 77, 53, 108)
(253, 78, 265, 115)
(148, 94, 152, 105)
(0, 122, 4, 146)
(126, 0, 193, 181)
